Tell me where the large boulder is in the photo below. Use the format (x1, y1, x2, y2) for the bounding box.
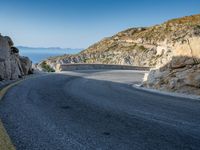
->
(144, 56, 200, 95)
(10, 52, 23, 79)
(4, 36, 14, 47)
(19, 56, 33, 75)
(0, 34, 32, 80)
(0, 35, 14, 79)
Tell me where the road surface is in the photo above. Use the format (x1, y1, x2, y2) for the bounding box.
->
(0, 70, 200, 150)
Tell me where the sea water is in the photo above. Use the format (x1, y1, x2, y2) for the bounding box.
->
(18, 47, 82, 63)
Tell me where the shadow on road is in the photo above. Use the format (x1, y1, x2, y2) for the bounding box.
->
(0, 72, 200, 150)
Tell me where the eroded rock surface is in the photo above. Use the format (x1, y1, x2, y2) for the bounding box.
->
(0, 34, 32, 80)
(143, 15, 200, 95)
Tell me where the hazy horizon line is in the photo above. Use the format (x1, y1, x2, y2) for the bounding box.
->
(17, 45, 84, 50)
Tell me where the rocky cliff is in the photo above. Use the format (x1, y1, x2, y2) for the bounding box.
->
(39, 14, 200, 95)
(40, 14, 200, 68)
(143, 15, 200, 95)
(0, 34, 32, 80)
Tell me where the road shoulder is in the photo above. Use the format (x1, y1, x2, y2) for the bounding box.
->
(0, 73, 46, 150)
(132, 84, 200, 100)
(0, 82, 19, 150)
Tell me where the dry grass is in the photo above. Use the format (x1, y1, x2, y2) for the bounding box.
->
(167, 14, 200, 25)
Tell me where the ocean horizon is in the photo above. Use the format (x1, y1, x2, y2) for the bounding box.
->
(18, 47, 83, 63)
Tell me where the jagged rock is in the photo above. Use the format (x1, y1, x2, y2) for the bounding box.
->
(144, 57, 200, 95)
(144, 20, 200, 95)
(19, 56, 32, 75)
(11, 47, 19, 54)
(0, 34, 32, 80)
(10, 53, 23, 79)
(0, 35, 13, 79)
(4, 36, 14, 47)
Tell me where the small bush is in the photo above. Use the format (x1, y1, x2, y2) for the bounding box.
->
(196, 25, 200, 29)
(138, 45, 147, 51)
(41, 62, 55, 72)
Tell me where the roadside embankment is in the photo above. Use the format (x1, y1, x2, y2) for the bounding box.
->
(0, 72, 45, 150)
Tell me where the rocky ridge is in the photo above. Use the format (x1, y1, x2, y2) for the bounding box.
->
(39, 14, 200, 95)
(0, 34, 32, 80)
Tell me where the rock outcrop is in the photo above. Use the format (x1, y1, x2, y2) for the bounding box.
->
(143, 56, 200, 95)
(143, 15, 200, 95)
(0, 34, 32, 80)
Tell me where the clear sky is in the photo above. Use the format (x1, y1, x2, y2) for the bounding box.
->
(0, 0, 199, 48)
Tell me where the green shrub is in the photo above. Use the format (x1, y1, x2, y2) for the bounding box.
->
(41, 62, 55, 72)
(196, 25, 200, 29)
(138, 45, 147, 51)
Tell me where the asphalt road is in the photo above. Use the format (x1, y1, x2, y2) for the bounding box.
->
(0, 70, 200, 150)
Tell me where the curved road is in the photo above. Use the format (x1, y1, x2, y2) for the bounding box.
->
(0, 70, 200, 150)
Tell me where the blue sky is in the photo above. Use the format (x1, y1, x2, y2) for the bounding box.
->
(0, 0, 199, 48)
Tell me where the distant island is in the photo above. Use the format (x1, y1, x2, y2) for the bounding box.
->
(17, 46, 83, 51)
(17, 46, 83, 63)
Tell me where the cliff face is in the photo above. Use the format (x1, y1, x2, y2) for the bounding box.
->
(143, 37, 200, 95)
(143, 15, 200, 95)
(0, 34, 32, 80)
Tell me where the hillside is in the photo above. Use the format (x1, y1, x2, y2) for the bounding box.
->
(40, 14, 200, 69)
(38, 14, 200, 95)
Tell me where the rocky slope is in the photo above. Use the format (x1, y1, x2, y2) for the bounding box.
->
(40, 14, 199, 68)
(39, 14, 200, 95)
(0, 34, 32, 80)
(143, 15, 200, 95)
